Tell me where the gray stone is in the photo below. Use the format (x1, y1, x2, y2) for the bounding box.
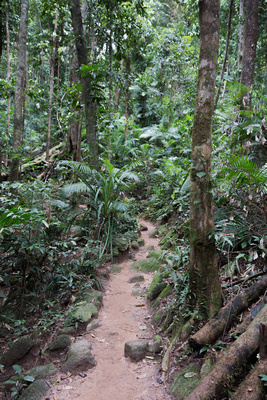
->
(148, 335, 162, 354)
(149, 229, 159, 238)
(18, 379, 49, 400)
(139, 223, 148, 231)
(61, 339, 96, 373)
(86, 319, 102, 332)
(0, 336, 34, 367)
(124, 340, 148, 362)
(26, 363, 57, 379)
(128, 275, 145, 283)
(83, 289, 103, 309)
(66, 302, 98, 326)
(48, 335, 71, 351)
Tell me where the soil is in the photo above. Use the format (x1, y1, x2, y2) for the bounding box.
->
(51, 220, 174, 400)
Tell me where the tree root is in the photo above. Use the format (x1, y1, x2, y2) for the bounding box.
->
(185, 304, 267, 400)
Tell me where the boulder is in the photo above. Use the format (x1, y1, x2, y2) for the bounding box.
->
(18, 379, 49, 400)
(148, 335, 162, 354)
(128, 274, 145, 283)
(124, 340, 148, 362)
(61, 339, 96, 373)
(26, 363, 57, 379)
(0, 336, 34, 367)
(86, 319, 102, 332)
(147, 271, 168, 301)
(170, 364, 201, 400)
(47, 335, 71, 351)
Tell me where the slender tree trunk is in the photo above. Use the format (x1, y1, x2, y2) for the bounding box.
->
(10, 0, 29, 181)
(237, 0, 245, 74)
(68, 47, 82, 161)
(214, 0, 234, 110)
(188, 0, 222, 319)
(240, 0, 259, 109)
(125, 57, 131, 141)
(69, 0, 98, 169)
(108, 6, 114, 161)
(46, 8, 58, 162)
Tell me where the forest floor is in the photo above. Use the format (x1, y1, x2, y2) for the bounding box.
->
(52, 219, 174, 400)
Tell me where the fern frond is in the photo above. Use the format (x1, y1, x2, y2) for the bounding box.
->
(222, 155, 267, 187)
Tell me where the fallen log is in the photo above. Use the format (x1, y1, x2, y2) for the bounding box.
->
(188, 274, 267, 349)
(231, 360, 267, 400)
(185, 304, 267, 400)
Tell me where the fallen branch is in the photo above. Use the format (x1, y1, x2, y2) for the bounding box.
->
(189, 275, 267, 349)
(222, 271, 267, 288)
(185, 304, 267, 400)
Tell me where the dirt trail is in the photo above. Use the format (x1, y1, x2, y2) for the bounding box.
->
(54, 220, 173, 400)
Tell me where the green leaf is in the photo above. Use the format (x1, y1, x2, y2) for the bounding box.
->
(23, 375, 35, 382)
(12, 365, 22, 374)
(196, 172, 206, 178)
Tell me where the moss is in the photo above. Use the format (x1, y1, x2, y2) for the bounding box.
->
(130, 257, 160, 273)
(151, 309, 167, 327)
(149, 228, 159, 238)
(151, 285, 172, 311)
(146, 250, 164, 259)
(147, 270, 169, 300)
(170, 364, 201, 399)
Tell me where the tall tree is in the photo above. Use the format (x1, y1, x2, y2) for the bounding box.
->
(240, 0, 259, 109)
(188, 0, 222, 318)
(10, 0, 29, 181)
(69, 0, 98, 168)
(46, 7, 58, 162)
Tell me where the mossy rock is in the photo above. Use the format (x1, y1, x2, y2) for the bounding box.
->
(131, 240, 139, 249)
(112, 236, 130, 252)
(130, 257, 160, 273)
(64, 303, 98, 327)
(147, 245, 154, 251)
(128, 274, 145, 283)
(82, 289, 103, 309)
(137, 237, 145, 246)
(47, 335, 71, 351)
(26, 363, 57, 379)
(170, 364, 201, 399)
(147, 270, 169, 301)
(151, 285, 173, 311)
(149, 229, 159, 238)
(18, 379, 49, 400)
(0, 336, 34, 367)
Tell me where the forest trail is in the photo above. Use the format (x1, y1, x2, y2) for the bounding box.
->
(53, 220, 173, 400)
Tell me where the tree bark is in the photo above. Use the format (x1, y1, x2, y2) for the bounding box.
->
(68, 47, 82, 161)
(240, 0, 259, 109)
(185, 304, 267, 400)
(237, 0, 245, 74)
(189, 275, 267, 349)
(10, 0, 29, 181)
(188, 0, 222, 319)
(231, 361, 267, 400)
(46, 8, 58, 162)
(69, 0, 98, 168)
(214, 0, 234, 110)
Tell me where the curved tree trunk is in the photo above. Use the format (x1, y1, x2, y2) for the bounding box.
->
(10, 0, 29, 181)
(188, 0, 222, 319)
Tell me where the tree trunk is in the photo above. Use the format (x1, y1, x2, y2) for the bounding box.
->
(188, 0, 222, 319)
(10, 0, 29, 181)
(46, 8, 58, 162)
(189, 274, 267, 349)
(125, 57, 131, 141)
(185, 304, 267, 400)
(68, 47, 82, 161)
(69, 0, 98, 169)
(214, 0, 234, 110)
(240, 0, 259, 109)
(237, 0, 245, 74)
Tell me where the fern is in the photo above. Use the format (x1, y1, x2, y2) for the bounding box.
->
(221, 155, 267, 191)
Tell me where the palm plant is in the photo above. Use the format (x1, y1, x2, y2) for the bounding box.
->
(60, 159, 139, 258)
